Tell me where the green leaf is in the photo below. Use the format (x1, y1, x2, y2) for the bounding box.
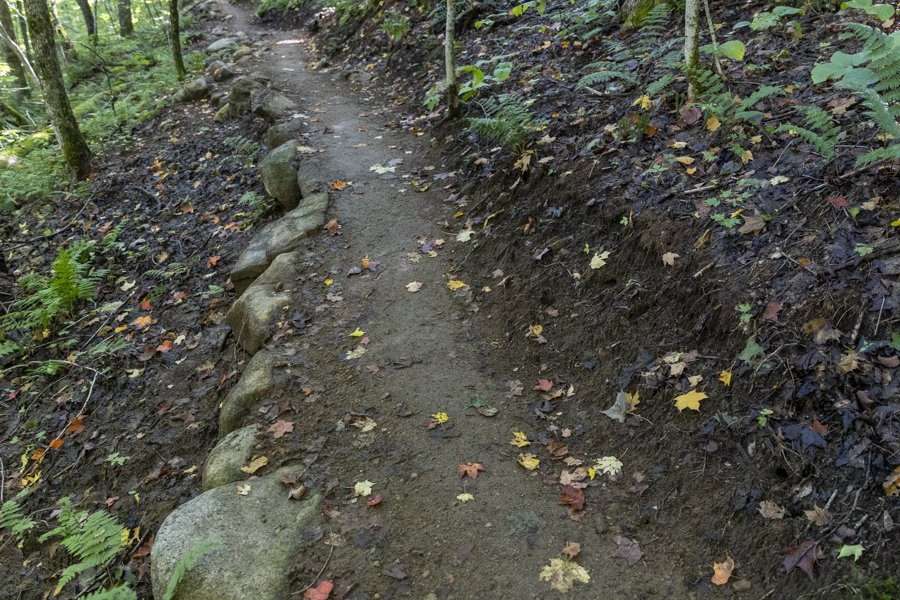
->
(811, 52, 871, 84)
(738, 337, 764, 363)
(837, 544, 864, 561)
(855, 244, 874, 257)
(891, 331, 900, 351)
(719, 40, 746, 61)
(492, 62, 513, 82)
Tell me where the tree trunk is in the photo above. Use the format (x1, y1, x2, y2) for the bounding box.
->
(24, 0, 92, 178)
(74, 0, 96, 39)
(684, 0, 700, 100)
(16, 0, 30, 55)
(0, 0, 29, 97)
(169, 0, 185, 79)
(444, 0, 458, 117)
(117, 0, 133, 35)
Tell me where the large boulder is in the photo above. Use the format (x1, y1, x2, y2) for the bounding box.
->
(174, 77, 210, 102)
(202, 425, 257, 489)
(226, 252, 299, 355)
(230, 192, 328, 293)
(151, 468, 320, 600)
(255, 92, 299, 123)
(260, 141, 301, 210)
(218, 352, 275, 435)
(264, 119, 305, 149)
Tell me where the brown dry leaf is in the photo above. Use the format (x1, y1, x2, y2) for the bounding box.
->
(329, 179, 350, 191)
(324, 219, 342, 235)
(711, 557, 735, 586)
(884, 466, 900, 496)
(534, 379, 554, 392)
(240, 455, 269, 474)
(804, 505, 832, 527)
(49, 437, 64, 450)
(66, 415, 86, 435)
(207, 255, 221, 268)
(268, 419, 294, 439)
(783, 540, 819, 580)
(132, 315, 154, 330)
(561, 541, 581, 560)
(738, 215, 766, 235)
(457, 462, 485, 479)
(758, 500, 786, 520)
(559, 485, 585, 511)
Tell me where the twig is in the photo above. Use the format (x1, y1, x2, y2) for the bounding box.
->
(296, 543, 335, 595)
(0, 455, 5, 503)
(702, 0, 725, 79)
(0, 196, 93, 249)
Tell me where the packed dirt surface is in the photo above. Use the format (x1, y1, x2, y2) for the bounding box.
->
(209, 2, 691, 597)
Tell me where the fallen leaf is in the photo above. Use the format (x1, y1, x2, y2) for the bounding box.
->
(674, 390, 708, 412)
(711, 557, 735, 586)
(447, 279, 468, 291)
(675, 155, 695, 165)
(561, 542, 581, 560)
(236, 483, 251, 496)
(405, 281, 423, 293)
(559, 485, 585, 510)
(783, 540, 818, 579)
(510, 431, 531, 448)
(590, 250, 610, 269)
(518, 453, 540, 471)
(207, 255, 221, 268)
(539, 558, 590, 592)
(804, 505, 832, 527)
(706, 115, 721, 132)
(240, 455, 269, 474)
(354, 480, 374, 497)
(456, 227, 474, 242)
(662, 252, 679, 266)
(367, 494, 383, 507)
(431, 411, 449, 424)
(324, 219, 341, 235)
(601, 392, 629, 422)
(268, 420, 294, 439)
(718, 370, 732, 386)
(884, 466, 900, 496)
(49, 438, 64, 450)
(132, 315, 154, 330)
(456, 493, 475, 503)
(613, 535, 643, 565)
(758, 500, 786, 520)
(534, 379, 554, 392)
(457, 462, 485, 479)
(349, 327, 366, 338)
(304, 580, 334, 600)
(837, 544, 864, 561)
(329, 179, 349, 191)
(66, 415, 86, 435)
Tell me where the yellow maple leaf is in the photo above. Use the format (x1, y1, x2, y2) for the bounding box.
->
(518, 453, 540, 470)
(718, 370, 732, 386)
(240, 455, 269, 474)
(324, 277, 334, 286)
(528, 324, 544, 337)
(625, 391, 640, 412)
(706, 115, 721, 132)
(740, 149, 753, 164)
(674, 390, 708, 412)
(675, 155, 695, 165)
(632, 95, 652, 110)
(431, 411, 449, 424)
(510, 431, 530, 448)
(349, 327, 365, 338)
(447, 279, 468, 291)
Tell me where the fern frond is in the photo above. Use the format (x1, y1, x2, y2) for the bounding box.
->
(80, 585, 138, 600)
(577, 70, 638, 89)
(856, 143, 900, 166)
(0, 499, 36, 543)
(777, 105, 842, 160)
(162, 541, 220, 600)
(468, 95, 541, 148)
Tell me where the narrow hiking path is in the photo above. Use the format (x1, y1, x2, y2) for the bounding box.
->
(156, 2, 690, 598)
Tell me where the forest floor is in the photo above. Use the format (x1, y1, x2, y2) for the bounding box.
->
(1, 1, 899, 599)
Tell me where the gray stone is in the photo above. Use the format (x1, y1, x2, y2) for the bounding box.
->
(232, 45, 254, 60)
(174, 77, 210, 102)
(206, 60, 235, 82)
(203, 425, 258, 489)
(255, 92, 299, 123)
(230, 193, 328, 293)
(206, 37, 238, 53)
(297, 164, 326, 198)
(260, 141, 301, 210)
(226, 253, 299, 355)
(264, 119, 305, 149)
(151, 468, 320, 600)
(218, 352, 275, 435)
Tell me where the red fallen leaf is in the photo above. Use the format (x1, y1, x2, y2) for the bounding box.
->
(457, 462, 485, 479)
(783, 540, 819, 580)
(139, 297, 152, 311)
(367, 494, 383, 507)
(826, 195, 849, 209)
(534, 379, 554, 392)
(49, 437, 64, 449)
(810, 418, 828, 437)
(207, 255, 221, 268)
(66, 415, 86, 435)
(156, 340, 174, 353)
(559, 485, 585, 511)
(131, 535, 154, 559)
(268, 419, 294, 439)
(763, 301, 782, 322)
(304, 580, 334, 600)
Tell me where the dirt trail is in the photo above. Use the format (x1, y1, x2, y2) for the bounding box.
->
(215, 3, 687, 597)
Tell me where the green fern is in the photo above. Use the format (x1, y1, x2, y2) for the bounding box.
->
(80, 585, 138, 600)
(162, 541, 220, 600)
(467, 95, 542, 148)
(777, 105, 843, 160)
(0, 498, 36, 544)
(0, 242, 104, 334)
(735, 85, 784, 122)
(0, 339, 21, 360)
(38, 498, 128, 595)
